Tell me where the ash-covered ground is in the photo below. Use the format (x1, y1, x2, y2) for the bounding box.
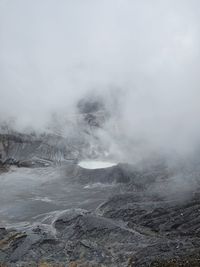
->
(1, 100, 200, 267)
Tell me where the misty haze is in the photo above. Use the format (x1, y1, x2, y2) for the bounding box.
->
(1, 1, 200, 266)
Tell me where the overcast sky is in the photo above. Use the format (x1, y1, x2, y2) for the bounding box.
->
(1, 0, 200, 159)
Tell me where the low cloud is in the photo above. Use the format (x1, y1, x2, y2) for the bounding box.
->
(1, 0, 200, 161)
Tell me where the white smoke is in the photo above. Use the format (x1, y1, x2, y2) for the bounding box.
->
(1, 0, 200, 161)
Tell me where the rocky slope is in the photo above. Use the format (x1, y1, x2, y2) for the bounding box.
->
(0, 158, 200, 266)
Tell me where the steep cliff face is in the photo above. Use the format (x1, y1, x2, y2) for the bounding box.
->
(0, 140, 5, 161)
(0, 133, 69, 164)
(0, 96, 112, 166)
(0, 131, 104, 167)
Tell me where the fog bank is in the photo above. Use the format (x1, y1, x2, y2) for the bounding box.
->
(1, 0, 200, 161)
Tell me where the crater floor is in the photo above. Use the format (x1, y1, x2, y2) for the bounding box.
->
(1, 161, 200, 266)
